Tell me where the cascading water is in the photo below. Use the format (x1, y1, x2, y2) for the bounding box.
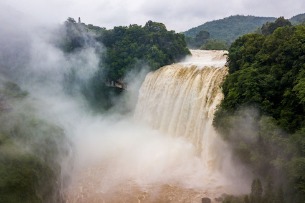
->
(134, 50, 228, 162)
(65, 50, 250, 203)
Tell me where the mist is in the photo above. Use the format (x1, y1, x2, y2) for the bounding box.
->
(0, 6, 253, 203)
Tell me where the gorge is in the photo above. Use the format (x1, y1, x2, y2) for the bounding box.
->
(65, 50, 250, 202)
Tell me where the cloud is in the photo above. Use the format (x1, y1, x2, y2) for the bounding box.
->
(240, 0, 305, 18)
(2, 0, 304, 32)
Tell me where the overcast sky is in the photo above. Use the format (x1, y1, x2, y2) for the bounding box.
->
(1, 0, 305, 32)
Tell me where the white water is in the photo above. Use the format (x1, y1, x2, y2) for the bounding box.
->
(66, 50, 250, 203)
(135, 50, 227, 158)
(180, 50, 227, 68)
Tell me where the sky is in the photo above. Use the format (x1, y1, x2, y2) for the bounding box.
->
(1, 0, 305, 32)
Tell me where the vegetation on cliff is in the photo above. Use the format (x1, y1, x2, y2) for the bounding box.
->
(59, 18, 190, 110)
(214, 18, 305, 202)
(184, 13, 305, 50)
(184, 15, 276, 44)
(0, 82, 70, 203)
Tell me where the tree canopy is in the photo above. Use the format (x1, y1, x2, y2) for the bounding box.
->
(101, 20, 190, 80)
(184, 15, 276, 44)
(214, 20, 305, 202)
(59, 18, 190, 110)
(261, 17, 292, 35)
(0, 82, 69, 203)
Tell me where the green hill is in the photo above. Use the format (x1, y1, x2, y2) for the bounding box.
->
(214, 24, 305, 203)
(290, 13, 305, 24)
(184, 15, 276, 44)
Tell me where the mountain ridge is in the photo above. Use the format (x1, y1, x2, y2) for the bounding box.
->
(184, 14, 305, 44)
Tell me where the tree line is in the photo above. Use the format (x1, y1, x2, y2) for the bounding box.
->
(214, 18, 305, 203)
(184, 14, 305, 50)
(59, 18, 190, 110)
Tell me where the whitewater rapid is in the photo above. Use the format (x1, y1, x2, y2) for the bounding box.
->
(180, 50, 227, 68)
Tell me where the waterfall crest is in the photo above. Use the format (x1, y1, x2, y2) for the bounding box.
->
(135, 50, 228, 154)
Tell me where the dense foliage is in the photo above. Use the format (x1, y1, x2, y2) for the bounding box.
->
(261, 17, 292, 35)
(200, 39, 229, 50)
(61, 18, 190, 80)
(60, 18, 190, 110)
(185, 30, 229, 50)
(101, 21, 190, 80)
(184, 15, 276, 44)
(0, 82, 70, 202)
(185, 30, 210, 48)
(184, 13, 305, 47)
(214, 21, 305, 202)
(290, 13, 305, 24)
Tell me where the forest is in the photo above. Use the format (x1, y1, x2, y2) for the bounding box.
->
(184, 13, 305, 50)
(214, 18, 305, 203)
(184, 15, 276, 44)
(60, 18, 190, 109)
(0, 82, 69, 203)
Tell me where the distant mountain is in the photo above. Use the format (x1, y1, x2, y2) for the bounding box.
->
(290, 13, 305, 24)
(184, 15, 276, 44)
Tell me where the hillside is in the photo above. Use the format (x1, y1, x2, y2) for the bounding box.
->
(290, 13, 305, 24)
(60, 18, 190, 110)
(214, 24, 305, 202)
(184, 14, 305, 45)
(184, 15, 276, 44)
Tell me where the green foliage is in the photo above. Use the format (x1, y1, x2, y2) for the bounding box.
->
(184, 15, 276, 44)
(61, 18, 189, 81)
(186, 30, 210, 48)
(290, 13, 305, 25)
(220, 178, 286, 203)
(217, 24, 305, 133)
(200, 39, 229, 50)
(101, 21, 190, 80)
(261, 17, 292, 35)
(0, 82, 69, 203)
(288, 157, 305, 193)
(60, 18, 190, 111)
(0, 144, 55, 203)
(250, 179, 263, 203)
(226, 33, 265, 73)
(59, 17, 105, 53)
(218, 194, 248, 203)
(184, 14, 305, 45)
(215, 23, 305, 202)
(1, 82, 28, 98)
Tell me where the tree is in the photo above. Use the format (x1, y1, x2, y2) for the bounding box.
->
(66, 17, 76, 24)
(261, 17, 292, 35)
(250, 178, 263, 203)
(200, 39, 229, 50)
(0, 82, 69, 202)
(100, 21, 190, 81)
(59, 19, 190, 110)
(214, 24, 305, 202)
(144, 20, 167, 32)
(186, 30, 210, 48)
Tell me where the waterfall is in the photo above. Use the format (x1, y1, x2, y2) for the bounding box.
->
(65, 50, 248, 202)
(135, 50, 228, 156)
